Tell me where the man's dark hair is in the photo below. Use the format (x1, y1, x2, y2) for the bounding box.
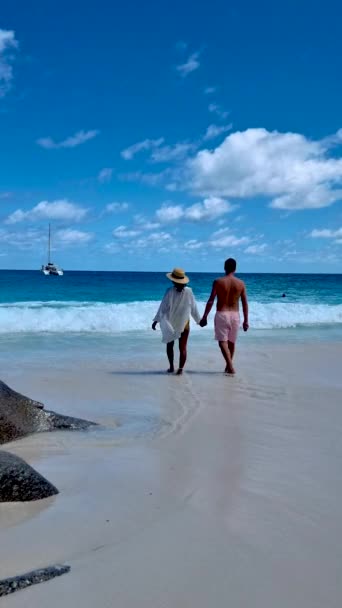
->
(224, 258, 237, 274)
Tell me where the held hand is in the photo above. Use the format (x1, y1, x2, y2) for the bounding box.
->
(243, 321, 249, 332)
(199, 318, 208, 328)
(152, 321, 157, 331)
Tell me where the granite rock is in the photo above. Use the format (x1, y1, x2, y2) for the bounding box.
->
(0, 451, 58, 502)
(0, 379, 95, 444)
(0, 565, 70, 597)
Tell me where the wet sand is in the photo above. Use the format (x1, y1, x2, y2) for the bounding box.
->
(1, 340, 342, 607)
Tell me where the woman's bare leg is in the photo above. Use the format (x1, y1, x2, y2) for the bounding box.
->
(166, 341, 175, 373)
(177, 327, 190, 374)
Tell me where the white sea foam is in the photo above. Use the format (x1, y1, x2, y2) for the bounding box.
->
(0, 300, 341, 334)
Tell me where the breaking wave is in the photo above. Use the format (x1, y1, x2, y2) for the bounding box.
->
(0, 300, 341, 334)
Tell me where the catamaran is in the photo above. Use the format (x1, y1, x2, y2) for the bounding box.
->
(41, 224, 63, 276)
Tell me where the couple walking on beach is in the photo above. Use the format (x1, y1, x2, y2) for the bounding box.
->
(152, 258, 249, 375)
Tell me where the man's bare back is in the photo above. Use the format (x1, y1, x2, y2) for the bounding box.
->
(215, 275, 246, 312)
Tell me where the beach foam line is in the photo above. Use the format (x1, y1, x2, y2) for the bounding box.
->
(0, 300, 341, 333)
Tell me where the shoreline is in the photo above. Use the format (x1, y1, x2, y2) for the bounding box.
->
(1, 340, 342, 607)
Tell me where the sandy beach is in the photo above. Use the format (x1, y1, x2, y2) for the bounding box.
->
(1, 337, 341, 607)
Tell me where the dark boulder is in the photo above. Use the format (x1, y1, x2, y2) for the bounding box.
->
(0, 379, 95, 445)
(0, 451, 58, 502)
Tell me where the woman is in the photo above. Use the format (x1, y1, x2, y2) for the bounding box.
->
(152, 268, 201, 375)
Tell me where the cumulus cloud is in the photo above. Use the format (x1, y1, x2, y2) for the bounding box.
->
(244, 243, 268, 254)
(98, 168, 113, 183)
(56, 229, 93, 245)
(0, 29, 18, 97)
(37, 130, 99, 149)
(0, 228, 41, 250)
(310, 227, 342, 239)
(271, 187, 342, 210)
(176, 52, 200, 77)
(185, 128, 342, 210)
(113, 226, 141, 238)
(156, 204, 184, 223)
(106, 202, 129, 213)
(134, 215, 160, 230)
(121, 138, 164, 160)
(156, 196, 234, 223)
(203, 123, 233, 141)
(135, 231, 172, 249)
(210, 234, 250, 249)
(5, 200, 88, 224)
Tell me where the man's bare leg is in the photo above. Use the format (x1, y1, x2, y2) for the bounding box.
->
(228, 340, 235, 360)
(177, 327, 190, 375)
(219, 341, 235, 374)
(166, 341, 175, 373)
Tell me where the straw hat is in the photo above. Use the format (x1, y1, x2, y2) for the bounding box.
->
(166, 267, 189, 285)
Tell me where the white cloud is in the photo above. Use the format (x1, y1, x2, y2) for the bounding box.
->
(185, 128, 342, 210)
(310, 227, 342, 238)
(135, 231, 172, 249)
(56, 229, 93, 245)
(151, 142, 195, 163)
(271, 187, 342, 210)
(106, 202, 129, 213)
(156, 204, 184, 223)
(156, 196, 234, 223)
(0, 29, 18, 97)
(98, 168, 113, 183)
(104, 242, 121, 254)
(0, 228, 41, 250)
(204, 86, 217, 95)
(208, 103, 229, 119)
(5, 200, 88, 224)
(176, 52, 200, 77)
(244, 243, 268, 254)
(120, 170, 170, 186)
(37, 130, 99, 149)
(134, 215, 160, 230)
(113, 226, 141, 238)
(210, 234, 250, 249)
(121, 138, 164, 160)
(186, 197, 234, 221)
(184, 239, 203, 250)
(203, 123, 233, 141)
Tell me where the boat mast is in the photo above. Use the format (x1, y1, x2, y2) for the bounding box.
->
(48, 223, 51, 264)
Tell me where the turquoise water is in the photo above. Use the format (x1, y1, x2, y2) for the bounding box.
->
(0, 270, 341, 335)
(1, 270, 342, 305)
(0, 270, 340, 438)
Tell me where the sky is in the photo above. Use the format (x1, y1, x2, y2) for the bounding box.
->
(0, 0, 342, 272)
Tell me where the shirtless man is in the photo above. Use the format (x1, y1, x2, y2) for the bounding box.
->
(200, 258, 249, 374)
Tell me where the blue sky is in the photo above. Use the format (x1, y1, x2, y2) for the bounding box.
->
(0, 0, 342, 272)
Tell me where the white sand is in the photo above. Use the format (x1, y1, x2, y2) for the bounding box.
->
(1, 340, 342, 607)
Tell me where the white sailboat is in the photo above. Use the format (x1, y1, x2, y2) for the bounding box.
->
(41, 224, 63, 276)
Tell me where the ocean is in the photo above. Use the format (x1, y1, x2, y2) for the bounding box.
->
(0, 270, 341, 336)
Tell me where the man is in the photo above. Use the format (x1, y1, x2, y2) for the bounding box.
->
(200, 258, 249, 374)
(152, 268, 201, 375)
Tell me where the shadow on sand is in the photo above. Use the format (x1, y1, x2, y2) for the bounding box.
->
(108, 370, 224, 376)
